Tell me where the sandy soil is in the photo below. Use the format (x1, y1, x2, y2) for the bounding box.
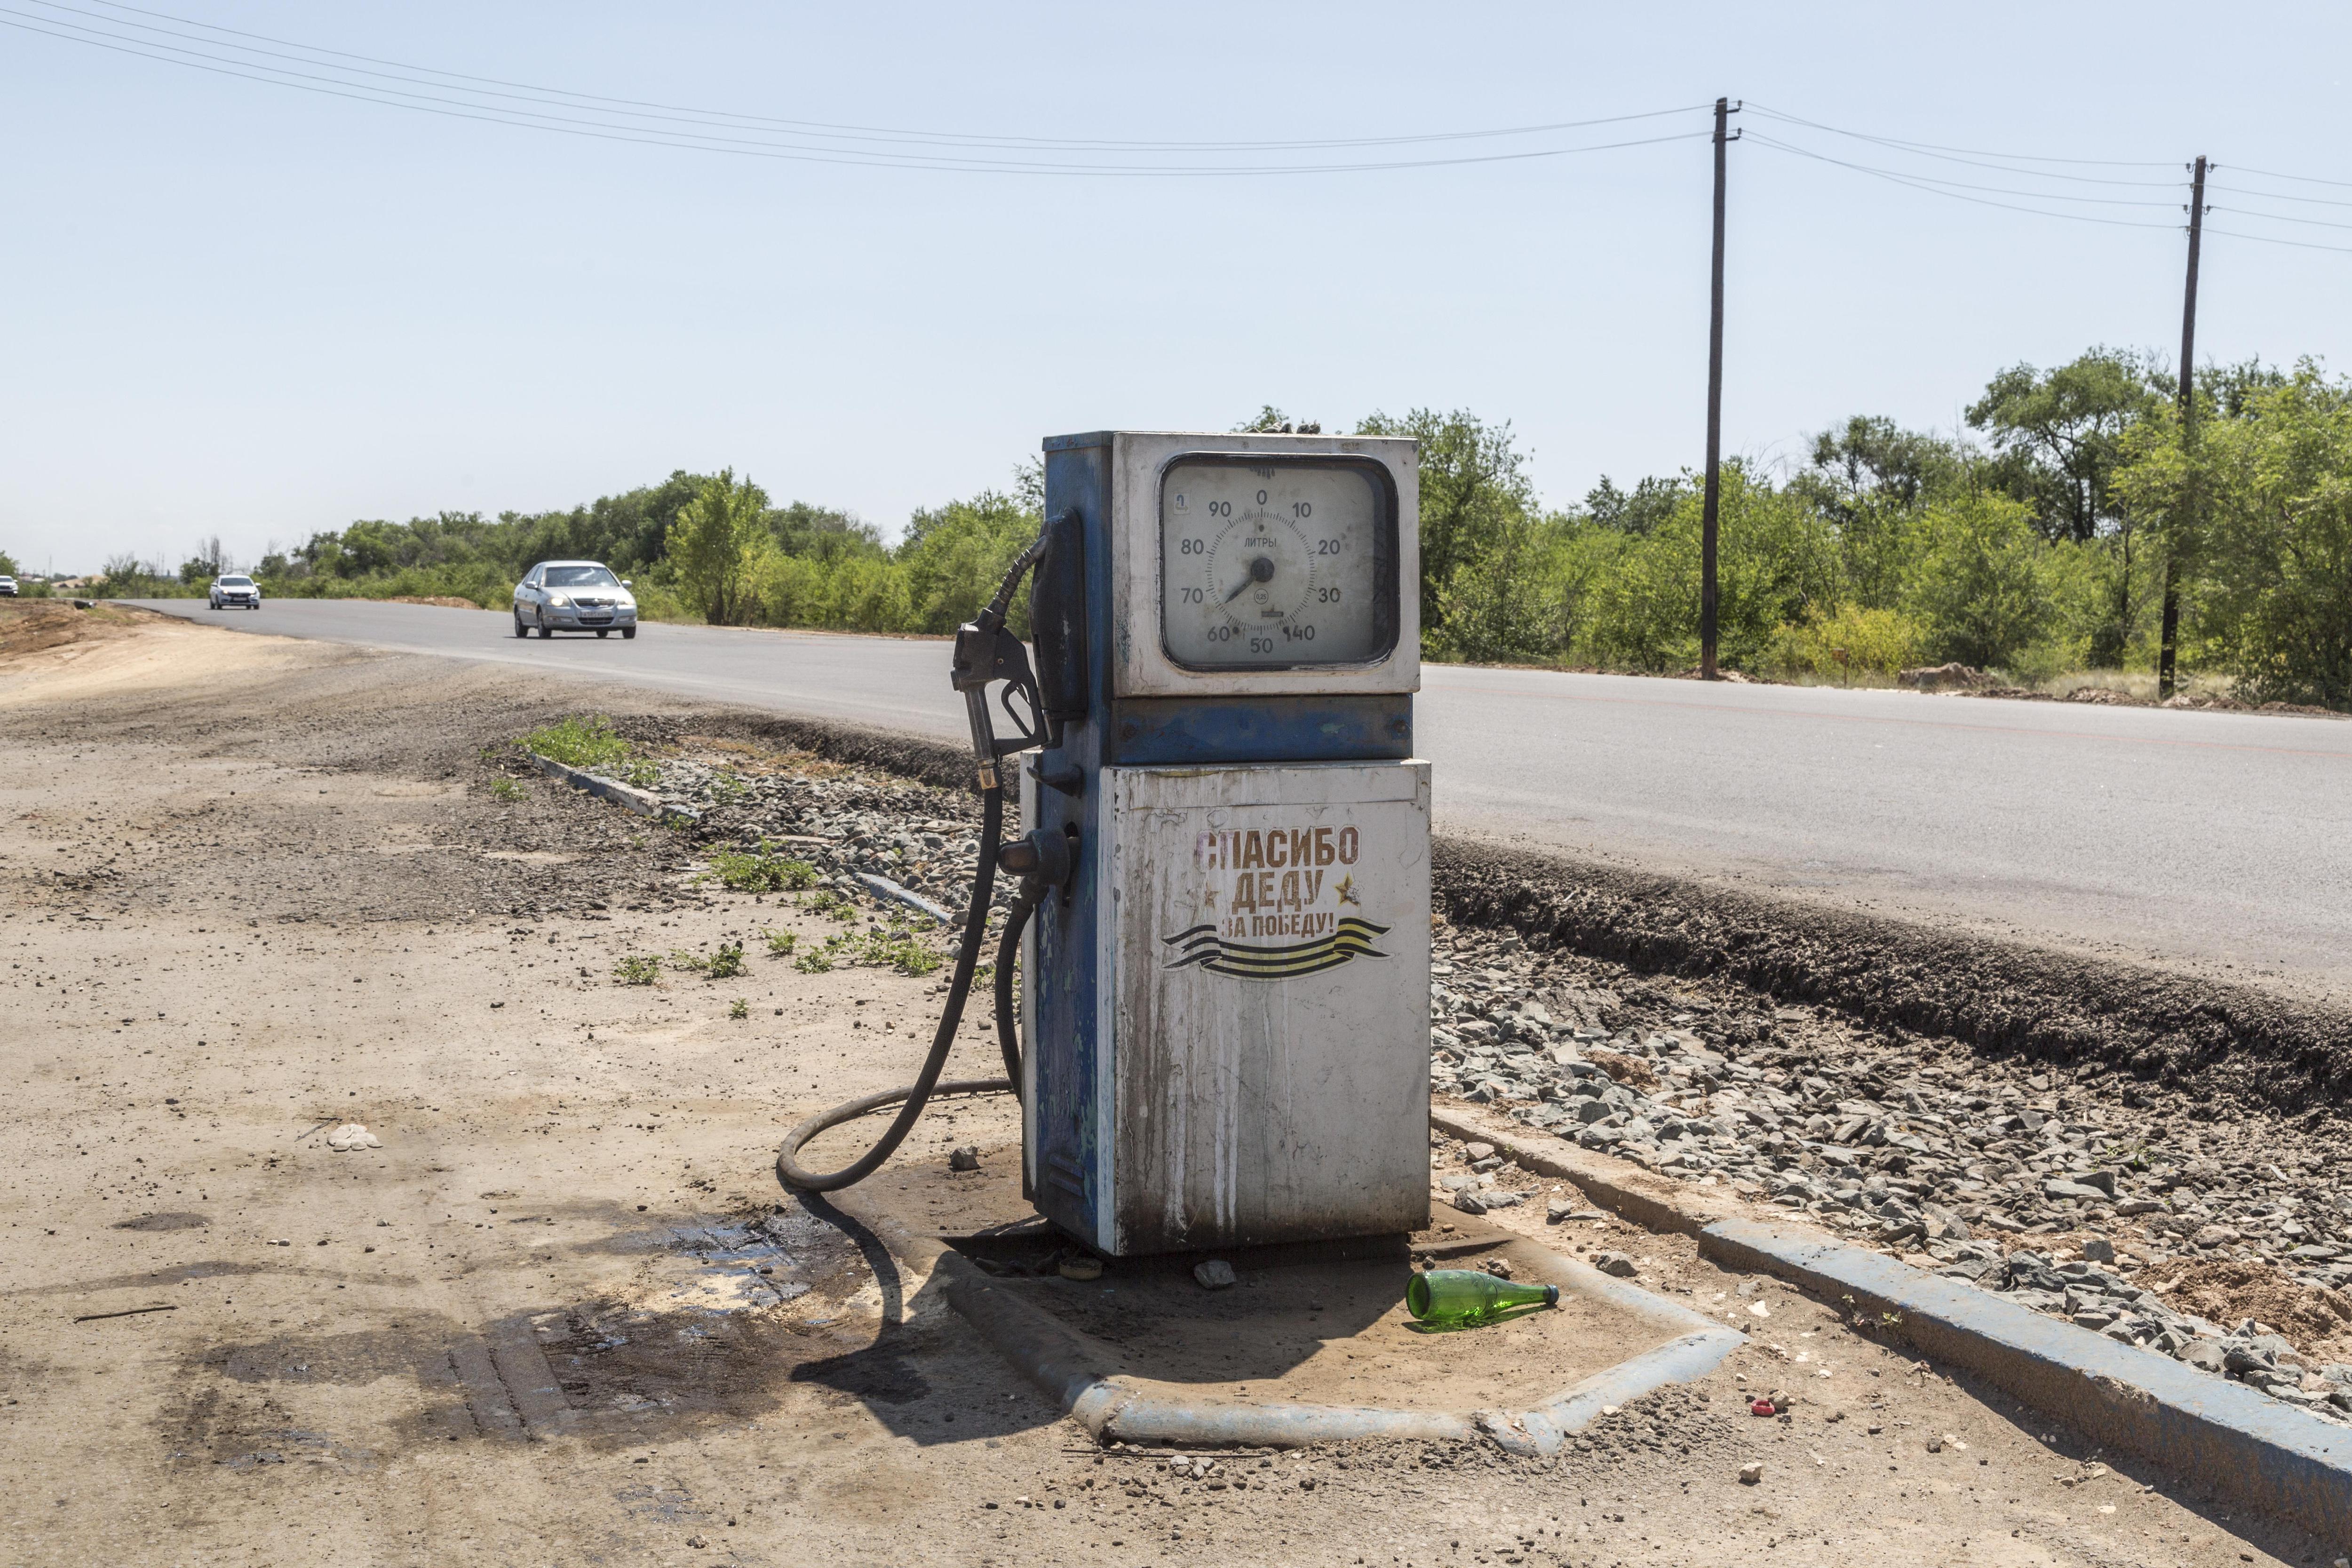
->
(0, 603, 2335, 1567)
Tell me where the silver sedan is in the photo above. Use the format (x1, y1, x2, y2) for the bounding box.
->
(513, 561, 639, 639)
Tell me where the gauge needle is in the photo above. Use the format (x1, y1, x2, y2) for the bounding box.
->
(1223, 555, 1276, 603)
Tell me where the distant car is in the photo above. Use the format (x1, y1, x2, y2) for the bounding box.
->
(0, 576, 16, 597)
(513, 560, 638, 639)
(208, 574, 261, 610)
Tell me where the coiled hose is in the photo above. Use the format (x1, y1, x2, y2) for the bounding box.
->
(775, 535, 1051, 1194)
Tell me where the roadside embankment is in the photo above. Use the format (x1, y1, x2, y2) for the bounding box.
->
(1436, 836, 2352, 1122)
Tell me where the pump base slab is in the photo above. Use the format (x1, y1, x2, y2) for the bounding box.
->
(939, 1213, 1742, 1455)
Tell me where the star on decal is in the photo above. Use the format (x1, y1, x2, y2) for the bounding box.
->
(1335, 874, 1360, 907)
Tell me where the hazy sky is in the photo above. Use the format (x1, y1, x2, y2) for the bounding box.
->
(4, 2, 2348, 573)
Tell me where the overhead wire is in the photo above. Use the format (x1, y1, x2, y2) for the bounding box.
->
(1743, 133, 2184, 230)
(7, 0, 1711, 172)
(26, 0, 1709, 155)
(1745, 102, 2181, 178)
(8, 2, 2351, 241)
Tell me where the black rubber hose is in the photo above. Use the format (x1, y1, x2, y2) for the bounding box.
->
(777, 784, 1014, 1192)
(993, 882, 1041, 1088)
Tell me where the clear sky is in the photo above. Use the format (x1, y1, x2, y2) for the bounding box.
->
(3, 1, 2347, 573)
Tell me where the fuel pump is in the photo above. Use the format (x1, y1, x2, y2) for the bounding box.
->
(781, 430, 1428, 1258)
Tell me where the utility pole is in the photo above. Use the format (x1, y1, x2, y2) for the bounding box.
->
(1700, 97, 1740, 679)
(2159, 154, 2207, 700)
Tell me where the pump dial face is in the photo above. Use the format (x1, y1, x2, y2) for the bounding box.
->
(1159, 458, 1395, 669)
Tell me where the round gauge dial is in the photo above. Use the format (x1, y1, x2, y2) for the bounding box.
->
(1159, 458, 1395, 669)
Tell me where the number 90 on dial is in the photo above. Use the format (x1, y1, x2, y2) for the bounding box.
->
(1158, 457, 1396, 670)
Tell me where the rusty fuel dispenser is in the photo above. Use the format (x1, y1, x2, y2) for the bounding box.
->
(780, 430, 1429, 1257)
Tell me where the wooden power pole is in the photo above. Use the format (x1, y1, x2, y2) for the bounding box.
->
(2159, 154, 2207, 700)
(1700, 97, 1739, 679)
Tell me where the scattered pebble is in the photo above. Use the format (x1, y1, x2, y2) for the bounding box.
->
(1192, 1258, 1236, 1290)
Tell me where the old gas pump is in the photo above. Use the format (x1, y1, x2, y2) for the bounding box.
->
(781, 430, 1428, 1258)
(1021, 430, 1427, 1255)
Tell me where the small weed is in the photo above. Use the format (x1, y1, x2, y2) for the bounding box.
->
(706, 846, 820, 893)
(612, 955, 661, 986)
(763, 929, 797, 955)
(793, 948, 834, 973)
(521, 713, 635, 772)
(801, 887, 858, 921)
(669, 941, 745, 980)
(817, 921, 946, 977)
(708, 770, 749, 805)
(728, 997, 749, 1020)
(489, 777, 524, 803)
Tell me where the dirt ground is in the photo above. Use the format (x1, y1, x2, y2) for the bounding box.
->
(0, 602, 2339, 1567)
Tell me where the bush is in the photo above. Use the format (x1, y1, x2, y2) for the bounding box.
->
(1902, 494, 2054, 669)
(1765, 605, 1928, 679)
(612, 955, 661, 986)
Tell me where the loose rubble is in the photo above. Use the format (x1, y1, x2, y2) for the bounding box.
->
(1428, 923, 2352, 1426)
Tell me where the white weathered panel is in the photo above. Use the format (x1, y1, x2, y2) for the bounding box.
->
(1105, 761, 1430, 1252)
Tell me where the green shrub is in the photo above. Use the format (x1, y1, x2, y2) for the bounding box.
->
(793, 948, 834, 973)
(728, 997, 749, 1020)
(763, 929, 797, 955)
(1766, 605, 1928, 680)
(612, 955, 661, 986)
(1902, 494, 2056, 669)
(523, 714, 636, 773)
(705, 847, 819, 893)
(488, 777, 524, 802)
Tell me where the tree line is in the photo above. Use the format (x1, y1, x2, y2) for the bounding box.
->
(64, 352, 2352, 709)
(1406, 351, 2351, 708)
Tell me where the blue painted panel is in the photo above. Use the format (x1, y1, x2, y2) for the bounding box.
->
(1107, 695, 1411, 766)
(1029, 439, 1114, 1246)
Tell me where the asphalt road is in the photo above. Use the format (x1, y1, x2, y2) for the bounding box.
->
(135, 597, 2352, 1001)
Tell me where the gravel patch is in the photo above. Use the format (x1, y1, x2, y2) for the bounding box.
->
(1425, 920, 2352, 1428)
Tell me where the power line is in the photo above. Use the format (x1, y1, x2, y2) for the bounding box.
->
(1745, 133, 2183, 230)
(2209, 206, 2352, 233)
(44, 0, 1708, 152)
(0, 11, 1712, 175)
(13, 0, 1711, 165)
(2215, 163, 2352, 191)
(2206, 183, 2352, 210)
(11, 2, 2352, 223)
(1746, 102, 2180, 175)
(2202, 226, 2352, 256)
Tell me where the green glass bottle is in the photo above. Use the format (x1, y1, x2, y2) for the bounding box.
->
(1406, 1269, 1561, 1325)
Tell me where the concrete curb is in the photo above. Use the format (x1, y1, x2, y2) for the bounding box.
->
(1430, 1102, 2352, 1545)
(1706, 1218, 2352, 1548)
(1429, 1105, 1757, 1239)
(937, 1226, 1741, 1456)
(524, 752, 700, 826)
(852, 871, 953, 926)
